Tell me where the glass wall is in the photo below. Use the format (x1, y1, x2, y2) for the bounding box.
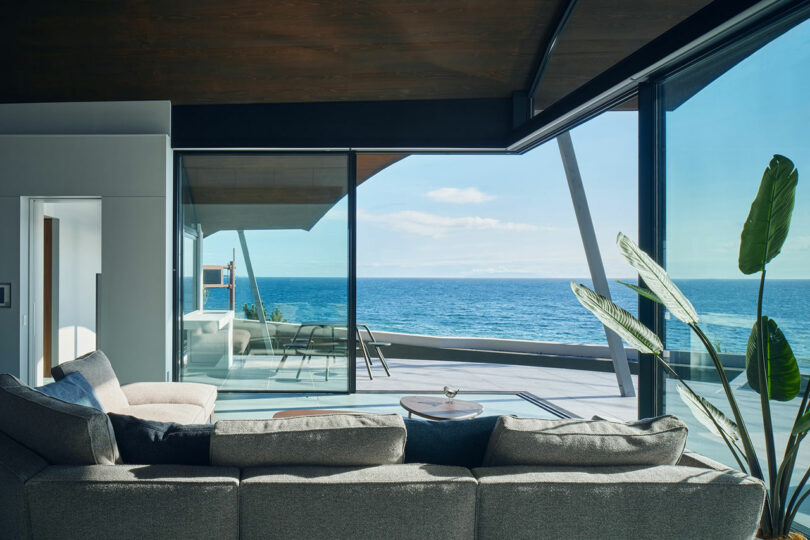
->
(177, 153, 352, 392)
(356, 107, 637, 347)
(662, 14, 810, 528)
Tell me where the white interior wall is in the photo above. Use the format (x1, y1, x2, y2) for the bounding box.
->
(27, 201, 45, 383)
(0, 102, 172, 385)
(42, 200, 102, 367)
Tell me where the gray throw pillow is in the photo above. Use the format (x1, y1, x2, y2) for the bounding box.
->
(483, 415, 687, 467)
(51, 350, 129, 412)
(0, 375, 120, 465)
(210, 414, 407, 467)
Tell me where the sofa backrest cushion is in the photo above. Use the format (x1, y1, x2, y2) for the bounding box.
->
(404, 415, 498, 468)
(0, 374, 120, 465)
(35, 372, 105, 411)
(483, 415, 687, 467)
(211, 414, 407, 467)
(51, 350, 129, 412)
(108, 413, 213, 465)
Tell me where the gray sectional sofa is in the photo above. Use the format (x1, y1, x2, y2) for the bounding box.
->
(0, 375, 767, 540)
(0, 351, 766, 539)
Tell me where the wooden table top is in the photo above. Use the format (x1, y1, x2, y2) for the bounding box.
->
(272, 409, 354, 418)
(400, 395, 483, 421)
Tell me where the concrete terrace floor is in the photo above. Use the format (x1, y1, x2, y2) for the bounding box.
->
(355, 358, 638, 420)
(202, 353, 638, 421)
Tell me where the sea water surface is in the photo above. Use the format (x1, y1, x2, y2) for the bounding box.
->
(197, 278, 810, 360)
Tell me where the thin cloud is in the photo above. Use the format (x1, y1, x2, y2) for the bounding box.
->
(426, 187, 495, 204)
(358, 209, 538, 238)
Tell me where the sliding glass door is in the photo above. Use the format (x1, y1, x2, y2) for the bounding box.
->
(653, 10, 810, 530)
(176, 153, 353, 392)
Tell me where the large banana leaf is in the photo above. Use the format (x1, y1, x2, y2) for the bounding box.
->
(746, 316, 800, 401)
(616, 233, 699, 324)
(676, 384, 740, 441)
(739, 154, 798, 274)
(570, 281, 663, 355)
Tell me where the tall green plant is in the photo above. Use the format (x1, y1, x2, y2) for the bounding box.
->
(571, 155, 806, 538)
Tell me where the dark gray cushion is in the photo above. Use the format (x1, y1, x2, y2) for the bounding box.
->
(0, 375, 119, 465)
(108, 413, 213, 465)
(404, 415, 498, 467)
(483, 415, 688, 467)
(52, 350, 129, 412)
(211, 414, 407, 467)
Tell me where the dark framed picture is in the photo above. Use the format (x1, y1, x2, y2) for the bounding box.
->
(0, 283, 9, 308)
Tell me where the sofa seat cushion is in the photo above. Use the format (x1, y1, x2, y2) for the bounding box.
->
(26, 464, 239, 540)
(241, 464, 476, 540)
(51, 350, 129, 412)
(0, 375, 119, 465)
(121, 382, 217, 417)
(472, 465, 765, 540)
(108, 413, 213, 465)
(36, 372, 105, 411)
(404, 415, 498, 468)
(483, 415, 687, 467)
(115, 403, 208, 425)
(211, 414, 407, 467)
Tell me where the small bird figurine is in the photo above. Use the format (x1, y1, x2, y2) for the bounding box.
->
(443, 386, 459, 399)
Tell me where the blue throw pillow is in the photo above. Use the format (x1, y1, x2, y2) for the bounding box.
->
(36, 372, 105, 411)
(108, 413, 213, 465)
(403, 415, 499, 468)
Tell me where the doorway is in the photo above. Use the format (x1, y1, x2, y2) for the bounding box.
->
(29, 199, 101, 385)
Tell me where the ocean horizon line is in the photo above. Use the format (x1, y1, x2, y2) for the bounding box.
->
(231, 276, 810, 281)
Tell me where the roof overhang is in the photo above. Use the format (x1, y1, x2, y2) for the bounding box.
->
(4, 0, 797, 154)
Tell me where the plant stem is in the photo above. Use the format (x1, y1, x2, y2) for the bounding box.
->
(785, 463, 810, 531)
(656, 357, 748, 472)
(690, 322, 771, 531)
(757, 269, 779, 533)
(779, 381, 810, 532)
(690, 325, 763, 474)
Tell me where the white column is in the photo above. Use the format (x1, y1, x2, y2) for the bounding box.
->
(238, 230, 274, 355)
(557, 131, 635, 397)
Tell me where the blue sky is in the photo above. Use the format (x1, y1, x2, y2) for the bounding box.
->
(203, 19, 809, 280)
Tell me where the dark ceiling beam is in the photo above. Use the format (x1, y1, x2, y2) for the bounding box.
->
(508, 0, 795, 152)
(527, 0, 580, 102)
(187, 187, 347, 205)
(172, 98, 513, 150)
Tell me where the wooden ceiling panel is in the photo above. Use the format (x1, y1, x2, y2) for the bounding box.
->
(2, 0, 556, 105)
(532, 0, 712, 112)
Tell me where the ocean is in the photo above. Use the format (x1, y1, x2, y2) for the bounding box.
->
(194, 277, 810, 360)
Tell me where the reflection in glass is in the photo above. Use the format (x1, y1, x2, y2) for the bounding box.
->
(663, 17, 810, 528)
(178, 154, 350, 392)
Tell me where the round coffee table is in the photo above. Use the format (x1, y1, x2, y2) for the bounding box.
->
(400, 395, 483, 421)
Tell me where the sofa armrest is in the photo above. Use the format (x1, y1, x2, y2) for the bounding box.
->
(0, 431, 49, 539)
(677, 450, 734, 471)
(121, 382, 217, 416)
(26, 464, 239, 540)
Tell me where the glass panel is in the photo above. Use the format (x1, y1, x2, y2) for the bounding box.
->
(356, 108, 637, 348)
(178, 154, 350, 392)
(663, 16, 810, 528)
